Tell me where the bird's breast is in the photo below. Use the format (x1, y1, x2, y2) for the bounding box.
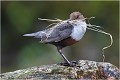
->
(70, 21, 87, 41)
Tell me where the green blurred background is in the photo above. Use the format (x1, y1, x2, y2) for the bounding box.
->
(1, 1, 119, 73)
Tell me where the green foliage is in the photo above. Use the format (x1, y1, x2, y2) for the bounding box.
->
(18, 43, 61, 68)
(6, 2, 37, 33)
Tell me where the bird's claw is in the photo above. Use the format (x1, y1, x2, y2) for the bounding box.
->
(59, 61, 77, 67)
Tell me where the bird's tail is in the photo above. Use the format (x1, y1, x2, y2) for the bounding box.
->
(23, 31, 43, 39)
(23, 32, 41, 37)
(23, 33, 36, 37)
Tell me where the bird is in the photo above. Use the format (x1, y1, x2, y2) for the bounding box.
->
(23, 12, 87, 66)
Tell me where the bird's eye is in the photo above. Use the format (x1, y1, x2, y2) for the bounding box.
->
(76, 15, 79, 18)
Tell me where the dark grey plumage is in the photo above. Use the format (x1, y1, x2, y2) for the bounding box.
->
(23, 22, 73, 43)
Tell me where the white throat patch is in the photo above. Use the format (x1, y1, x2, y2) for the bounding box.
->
(70, 20, 87, 41)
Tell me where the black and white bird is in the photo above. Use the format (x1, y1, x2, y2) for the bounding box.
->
(23, 12, 87, 66)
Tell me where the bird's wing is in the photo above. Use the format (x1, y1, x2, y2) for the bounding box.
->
(40, 21, 73, 43)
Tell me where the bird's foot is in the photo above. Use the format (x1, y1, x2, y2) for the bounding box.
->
(59, 61, 77, 67)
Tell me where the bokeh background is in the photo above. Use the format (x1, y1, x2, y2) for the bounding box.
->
(1, 1, 119, 73)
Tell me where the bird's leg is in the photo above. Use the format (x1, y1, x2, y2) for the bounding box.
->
(57, 48, 70, 66)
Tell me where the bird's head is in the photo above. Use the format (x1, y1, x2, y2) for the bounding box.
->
(69, 12, 84, 20)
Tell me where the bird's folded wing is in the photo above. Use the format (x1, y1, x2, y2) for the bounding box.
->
(42, 22, 73, 43)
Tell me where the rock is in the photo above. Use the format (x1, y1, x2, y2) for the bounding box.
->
(1, 60, 120, 79)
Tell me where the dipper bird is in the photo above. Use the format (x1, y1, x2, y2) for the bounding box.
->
(23, 12, 87, 66)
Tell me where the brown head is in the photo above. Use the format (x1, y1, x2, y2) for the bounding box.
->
(69, 12, 84, 20)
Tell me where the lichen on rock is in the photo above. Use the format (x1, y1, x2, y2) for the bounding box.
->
(1, 60, 120, 79)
